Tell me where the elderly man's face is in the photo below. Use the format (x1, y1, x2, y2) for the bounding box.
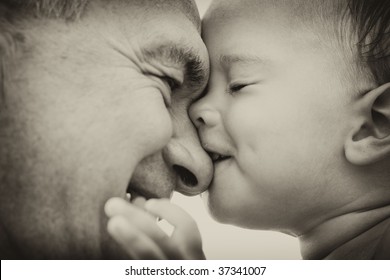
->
(0, 1, 211, 258)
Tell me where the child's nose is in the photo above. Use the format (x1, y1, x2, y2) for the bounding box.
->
(189, 98, 220, 128)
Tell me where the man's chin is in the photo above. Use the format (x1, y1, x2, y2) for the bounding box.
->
(98, 212, 130, 259)
(100, 236, 130, 260)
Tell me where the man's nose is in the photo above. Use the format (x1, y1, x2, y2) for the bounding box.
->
(162, 115, 213, 196)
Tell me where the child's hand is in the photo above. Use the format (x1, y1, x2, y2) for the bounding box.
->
(104, 197, 205, 259)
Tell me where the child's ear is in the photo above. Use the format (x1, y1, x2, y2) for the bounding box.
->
(345, 83, 390, 165)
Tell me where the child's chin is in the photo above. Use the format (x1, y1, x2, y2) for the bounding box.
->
(202, 191, 238, 225)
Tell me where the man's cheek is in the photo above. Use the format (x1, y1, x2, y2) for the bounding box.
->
(129, 89, 173, 160)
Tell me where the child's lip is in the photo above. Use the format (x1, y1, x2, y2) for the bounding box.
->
(202, 142, 232, 163)
(213, 155, 233, 176)
(209, 152, 232, 163)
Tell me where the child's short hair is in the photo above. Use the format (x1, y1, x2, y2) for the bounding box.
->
(274, 0, 389, 86)
(208, 0, 388, 87)
(348, 0, 389, 85)
(295, 0, 389, 86)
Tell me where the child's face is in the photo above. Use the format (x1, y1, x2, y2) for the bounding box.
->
(190, 3, 358, 231)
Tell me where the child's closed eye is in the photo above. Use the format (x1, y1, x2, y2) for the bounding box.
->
(227, 82, 251, 95)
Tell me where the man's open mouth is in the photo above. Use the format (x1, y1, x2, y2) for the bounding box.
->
(126, 182, 158, 202)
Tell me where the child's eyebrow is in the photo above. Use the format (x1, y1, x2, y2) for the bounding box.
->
(219, 54, 268, 68)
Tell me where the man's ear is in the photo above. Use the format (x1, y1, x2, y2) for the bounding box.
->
(345, 83, 390, 165)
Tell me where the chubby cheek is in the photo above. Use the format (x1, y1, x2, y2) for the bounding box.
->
(224, 100, 267, 182)
(222, 93, 339, 213)
(206, 99, 294, 223)
(226, 94, 306, 175)
(205, 162, 256, 226)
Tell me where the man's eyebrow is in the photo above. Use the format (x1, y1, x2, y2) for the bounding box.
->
(219, 54, 268, 67)
(142, 44, 208, 88)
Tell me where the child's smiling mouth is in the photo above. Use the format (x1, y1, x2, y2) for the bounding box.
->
(200, 140, 234, 165)
(209, 152, 232, 163)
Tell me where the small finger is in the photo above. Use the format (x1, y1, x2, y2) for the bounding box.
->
(107, 215, 166, 260)
(145, 199, 205, 259)
(105, 197, 145, 217)
(145, 199, 198, 232)
(105, 198, 182, 259)
(132, 196, 147, 209)
(105, 198, 165, 238)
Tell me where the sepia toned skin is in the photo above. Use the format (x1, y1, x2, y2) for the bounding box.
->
(113, 0, 390, 259)
(0, 0, 212, 259)
(193, 0, 361, 231)
(191, 0, 390, 259)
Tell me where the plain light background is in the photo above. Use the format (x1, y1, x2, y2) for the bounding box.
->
(170, 0, 301, 260)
